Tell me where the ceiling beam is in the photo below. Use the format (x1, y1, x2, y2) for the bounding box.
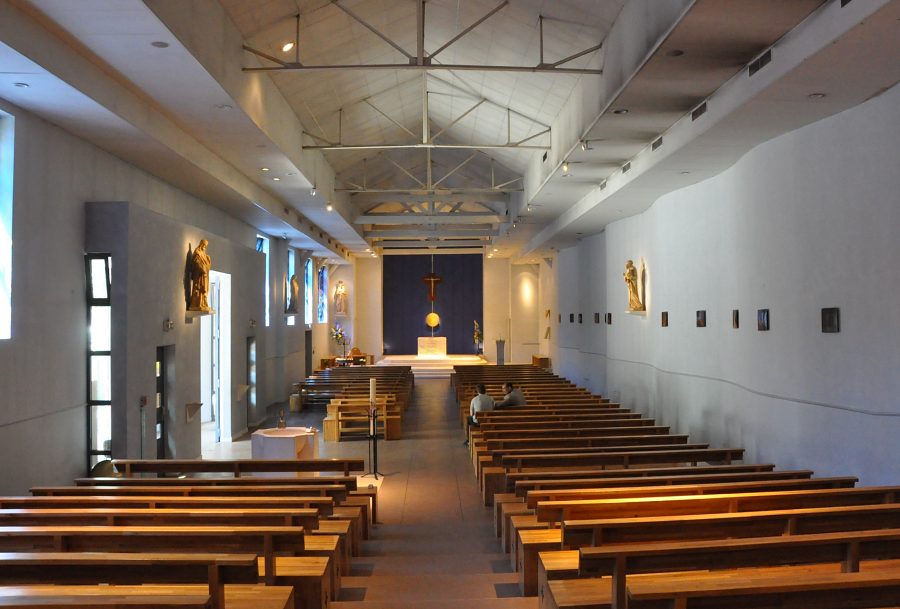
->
(429, 0, 509, 61)
(374, 239, 489, 247)
(356, 213, 504, 225)
(338, 188, 520, 194)
(307, 142, 549, 151)
(243, 61, 602, 75)
(365, 228, 500, 238)
(351, 192, 509, 204)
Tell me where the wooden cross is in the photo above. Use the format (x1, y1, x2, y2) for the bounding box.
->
(422, 272, 442, 302)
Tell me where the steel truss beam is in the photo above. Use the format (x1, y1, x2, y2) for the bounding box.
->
(366, 228, 499, 238)
(242, 1, 603, 75)
(356, 212, 503, 225)
(306, 142, 548, 151)
(372, 239, 489, 247)
(352, 192, 508, 204)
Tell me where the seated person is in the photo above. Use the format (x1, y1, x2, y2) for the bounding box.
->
(465, 383, 494, 446)
(494, 382, 526, 408)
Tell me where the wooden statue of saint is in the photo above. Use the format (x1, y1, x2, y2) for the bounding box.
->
(188, 239, 212, 312)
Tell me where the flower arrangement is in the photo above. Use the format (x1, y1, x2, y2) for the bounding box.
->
(331, 323, 346, 343)
(473, 320, 482, 346)
(331, 323, 348, 357)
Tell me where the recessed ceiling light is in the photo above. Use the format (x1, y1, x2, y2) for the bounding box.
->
(808, 92, 827, 100)
(13, 82, 29, 88)
(273, 177, 281, 181)
(613, 108, 629, 115)
(282, 42, 295, 53)
(214, 104, 232, 110)
(261, 167, 270, 172)
(666, 49, 685, 57)
(151, 41, 169, 48)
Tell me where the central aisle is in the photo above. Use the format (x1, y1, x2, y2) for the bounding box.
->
(330, 378, 537, 609)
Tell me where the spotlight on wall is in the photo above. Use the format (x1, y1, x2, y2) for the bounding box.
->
(162, 318, 175, 332)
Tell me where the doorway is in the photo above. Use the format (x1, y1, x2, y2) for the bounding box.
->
(200, 271, 232, 454)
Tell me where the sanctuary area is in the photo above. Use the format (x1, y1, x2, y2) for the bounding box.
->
(0, 0, 898, 608)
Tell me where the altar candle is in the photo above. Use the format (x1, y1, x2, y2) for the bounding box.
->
(370, 377, 376, 403)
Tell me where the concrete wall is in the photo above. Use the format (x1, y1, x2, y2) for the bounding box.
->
(553, 84, 900, 484)
(353, 257, 383, 361)
(483, 258, 510, 363)
(0, 96, 270, 493)
(86, 202, 265, 459)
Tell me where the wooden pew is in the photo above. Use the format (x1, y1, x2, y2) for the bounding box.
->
(481, 447, 745, 503)
(494, 468, 814, 537)
(112, 459, 365, 478)
(0, 507, 320, 529)
(0, 525, 304, 587)
(0, 584, 294, 609)
(514, 477, 860, 595)
(575, 528, 900, 609)
(75, 476, 358, 490)
(0, 552, 258, 609)
(31, 485, 349, 502)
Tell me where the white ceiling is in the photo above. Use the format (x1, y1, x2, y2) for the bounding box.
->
(2, 0, 894, 261)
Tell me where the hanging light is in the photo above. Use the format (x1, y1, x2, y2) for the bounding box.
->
(282, 41, 295, 53)
(562, 162, 570, 174)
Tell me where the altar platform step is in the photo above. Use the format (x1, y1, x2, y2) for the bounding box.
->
(376, 355, 487, 379)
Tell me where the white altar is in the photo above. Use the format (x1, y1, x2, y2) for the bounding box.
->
(417, 336, 447, 358)
(251, 427, 318, 463)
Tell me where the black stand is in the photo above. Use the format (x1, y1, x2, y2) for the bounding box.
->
(363, 403, 382, 479)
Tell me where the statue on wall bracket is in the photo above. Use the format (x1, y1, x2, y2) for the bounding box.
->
(624, 259, 646, 312)
(334, 280, 348, 316)
(187, 239, 212, 312)
(286, 274, 300, 314)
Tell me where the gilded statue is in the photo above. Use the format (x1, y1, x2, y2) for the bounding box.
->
(287, 274, 300, 313)
(334, 280, 348, 316)
(624, 259, 644, 311)
(188, 239, 212, 312)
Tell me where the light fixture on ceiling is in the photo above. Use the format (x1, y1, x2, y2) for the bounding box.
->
(613, 108, 629, 115)
(150, 41, 169, 49)
(261, 167, 270, 172)
(666, 49, 685, 57)
(286, 172, 295, 176)
(12, 82, 29, 88)
(310, 186, 317, 196)
(273, 177, 281, 181)
(325, 203, 333, 212)
(562, 162, 570, 175)
(492, 248, 498, 252)
(808, 92, 827, 100)
(365, 248, 371, 252)
(580, 140, 588, 151)
(282, 42, 295, 53)
(214, 104, 232, 111)
(526, 204, 532, 212)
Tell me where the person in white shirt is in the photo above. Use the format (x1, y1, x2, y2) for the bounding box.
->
(465, 383, 494, 446)
(495, 382, 526, 408)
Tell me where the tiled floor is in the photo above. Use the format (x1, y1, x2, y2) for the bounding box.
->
(207, 378, 537, 608)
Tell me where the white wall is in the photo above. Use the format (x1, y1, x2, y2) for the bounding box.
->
(509, 264, 540, 364)
(0, 96, 270, 493)
(353, 257, 383, 361)
(554, 84, 900, 484)
(483, 258, 510, 363)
